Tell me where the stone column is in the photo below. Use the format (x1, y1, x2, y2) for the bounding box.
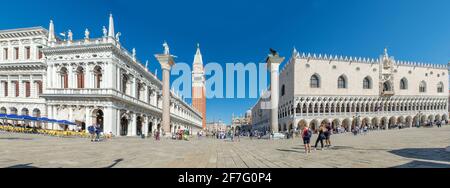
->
(85, 107, 91, 133)
(155, 51, 175, 137)
(265, 51, 284, 133)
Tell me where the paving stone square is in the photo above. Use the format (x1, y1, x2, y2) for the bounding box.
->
(0, 126, 449, 168)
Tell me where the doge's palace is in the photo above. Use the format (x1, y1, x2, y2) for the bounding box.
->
(249, 48, 449, 133)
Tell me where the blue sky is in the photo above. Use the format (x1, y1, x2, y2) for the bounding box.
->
(1, 0, 449, 124)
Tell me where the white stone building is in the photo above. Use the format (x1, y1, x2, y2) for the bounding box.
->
(250, 49, 449, 133)
(0, 15, 203, 136)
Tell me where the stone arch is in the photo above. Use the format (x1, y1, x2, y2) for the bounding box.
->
(389, 117, 397, 129)
(342, 118, 351, 131)
(371, 117, 379, 129)
(381, 117, 388, 129)
(120, 113, 131, 136)
(321, 119, 330, 127)
(21, 108, 29, 116)
(92, 109, 104, 130)
(297, 120, 308, 130)
(428, 115, 434, 125)
(406, 116, 413, 127)
(332, 119, 341, 131)
(309, 119, 319, 133)
(435, 114, 441, 123)
(442, 114, 448, 122)
(362, 117, 371, 127)
(0, 107, 7, 114)
(397, 116, 405, 126)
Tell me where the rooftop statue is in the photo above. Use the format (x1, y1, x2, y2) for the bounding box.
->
(85, 29, 90, 40)
(163, 41, 170, 55)
(67, 30, 73, 41)
(103, 26, 108, 37)
(116, 32, 121, 42)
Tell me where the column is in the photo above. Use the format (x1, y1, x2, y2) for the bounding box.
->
(130, 113, 136, 136)
(85, 107, 91, 133)
(265, 51, 284, 133)
(153, 118, 158, 133)
(116, 66, 121, 91)
(104, 107, 114, 135)
(155, 48, 175, 136)
(116, 109, 121, 136)
(143, 116, 149, 137)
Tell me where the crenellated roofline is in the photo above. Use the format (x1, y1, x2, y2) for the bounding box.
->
(280, 50, 448, 76)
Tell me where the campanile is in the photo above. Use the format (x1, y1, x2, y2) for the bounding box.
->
(192, 44, 206, 130)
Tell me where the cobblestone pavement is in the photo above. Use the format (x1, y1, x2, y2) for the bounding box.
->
(1, 126, 449, 168)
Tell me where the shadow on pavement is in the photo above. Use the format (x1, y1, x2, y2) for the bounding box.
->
(0, 138, 33, 141)
(276, 149, 305, 154)
(104, 159, 124, 168)
(389, 148, 450, 163)
(392, 160, 450, 168)
(6, 163, 39, 168)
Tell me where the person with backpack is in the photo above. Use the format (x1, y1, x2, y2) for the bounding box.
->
(314, 126, 326, 150)
(302, 125, 312, 154)
(95, 124, 102, 142)
(88, 125, 96, 142)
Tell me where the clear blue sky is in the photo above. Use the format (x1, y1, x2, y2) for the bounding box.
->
(1, 0, 449, 124)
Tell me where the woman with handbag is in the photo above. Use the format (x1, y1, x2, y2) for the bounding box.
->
(314, 125, 326, 150)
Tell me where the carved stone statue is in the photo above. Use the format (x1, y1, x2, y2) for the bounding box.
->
(116, 32, 121, 42)
(103, 26, 108, 37)
(85, 29, 90, 40)
(132, 48, 136, 58)
(163, 41, 170, 55)
(67, 30, 73, 41)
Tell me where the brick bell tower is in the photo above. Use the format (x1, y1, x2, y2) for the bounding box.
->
(192, 44, 207, 130)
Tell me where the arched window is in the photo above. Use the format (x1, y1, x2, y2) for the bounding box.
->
(76, 67, 85, 89)
(93, 66, 103, 89)
(400, 78, 408, 90)
(310, 74, 320, 88)
(419, 81, 427, 93)
(363, 76, 372, 89)
(383, 82, 392, 92)
(121, 74, 129, 94)
(338, 75, 347, 89)
(36, 81, 43, 95)
(437, 82, 444, 93)
(60, 67, 68, 89)
(281, 85, 286, 96)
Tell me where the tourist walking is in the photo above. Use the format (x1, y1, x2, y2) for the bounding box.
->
(302, 125, 312, 154)
(314, 126, 326, 150)
(95, 125, 102, 142)
(324, 124, 332, 148)
(88, 124, 96, 142)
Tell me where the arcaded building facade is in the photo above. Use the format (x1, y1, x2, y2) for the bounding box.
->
(0, 15, 203, 136)
(251, 49, 449, 132)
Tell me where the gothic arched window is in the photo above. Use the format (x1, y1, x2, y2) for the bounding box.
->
(76, 67, 85, 89)
(363, 76, 372, 89)
(60, 67, 68, 89)
(400, 78, 408, 90)
(93, 66, 102, 89)
(437, 82, 444, 93)
(419, 81, 427, 93)
(338, 75, 347, 89)
(310, 74, 320, 88)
